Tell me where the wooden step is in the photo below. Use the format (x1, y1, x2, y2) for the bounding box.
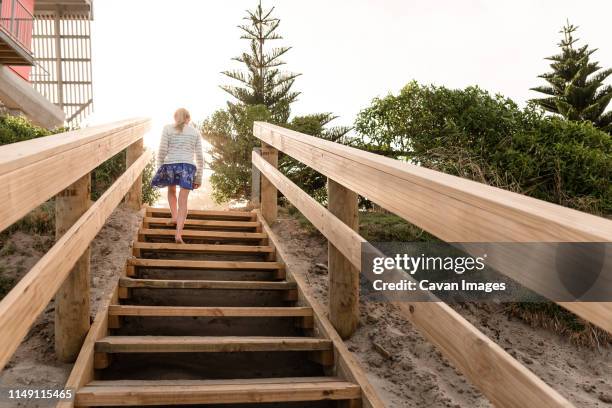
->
(146, 207, 254, 221)
(139, 228, 266, 241)
(75, 377, 361, 406)
(95, 336, 332, 353)
(108, 305, 313, 318)
(144, 217, 259, 230)
(128, 258, 283, 271)
(119, 277, 295, 290)
(132, 242, 274, 255)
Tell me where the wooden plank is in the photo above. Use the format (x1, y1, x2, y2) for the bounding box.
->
(252, 177, 574, 408)
(146, 206, 254, 220)
(0, 117, 148, 176)
(251, 147, 262, 207)
(75, 379, 360, 406)
(128, 258, 283, 270)
(108, 305, 313, 318)
(255, 210, 385, 408)
(132, 242, 274, 254)
(143, 217, 259, 230)
(261, 142, 278, 224)
(125, 139, 144, 210)
(119, 277, 295, 290)
(252, 122, 612, 334)
(95, 336, 332, 353)
(87, 377, 343, 386)
(328, 178, 360, 339)
(0, 119, 151, 232)
(139, 228, 266, 241)
(0, 151, 152, 372)
(54, 173, 91, 363)
(57, 287, 119, 408)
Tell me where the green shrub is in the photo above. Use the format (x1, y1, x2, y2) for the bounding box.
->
(355, 82, 612, 215)
(0, 115, 51, 144)
(142, 158, 160, 205)
(91, 151, 127, 200)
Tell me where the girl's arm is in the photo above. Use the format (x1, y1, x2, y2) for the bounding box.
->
(194, 132, 204, 186)
(157, 126, 169, 167)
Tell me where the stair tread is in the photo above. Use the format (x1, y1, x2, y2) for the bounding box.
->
(119, 277, 295, 290)
(128, 258, 283, 270)
(144, 217, 259, 229)
(87, 376, 347, 386)
(76, 377, 360, 405)
(132, 242, 274, 253)
(108, 305, 313, 317)
(95, 336, 332, 353)
(139, 228, 266, 240)
(146, 207, 254, 220)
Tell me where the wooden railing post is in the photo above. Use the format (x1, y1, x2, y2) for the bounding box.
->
(125, 138, 144, 210)
(55, 173, 91, 363)
(251, 147, 261, 208)
(260, 142, 278, 224)
(327, 178, 359, 339)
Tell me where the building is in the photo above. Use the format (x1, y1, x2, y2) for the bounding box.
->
(0, 0, 93, 128)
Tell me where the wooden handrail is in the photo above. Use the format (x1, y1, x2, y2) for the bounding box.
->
(252, 121, 612, 407)
(0, 118, 152, 371)
(0, 118, 151, 232)
(252, 150, 573, 408)
(252, 121, 612, 333)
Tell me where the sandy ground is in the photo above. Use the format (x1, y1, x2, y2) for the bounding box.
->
(0, 205, 143, 408)
(271, 209, 612, 408)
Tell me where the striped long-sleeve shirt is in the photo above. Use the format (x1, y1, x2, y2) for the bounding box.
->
(156, 124, 205, 184)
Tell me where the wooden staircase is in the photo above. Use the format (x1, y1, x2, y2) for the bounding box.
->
(63, 206, 382, 407)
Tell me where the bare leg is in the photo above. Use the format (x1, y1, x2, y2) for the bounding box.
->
(175, 188, 191, 243)
(167, 185, 177, 224)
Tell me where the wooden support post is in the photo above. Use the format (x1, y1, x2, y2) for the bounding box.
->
(260, 142, 278, 225)
(251, 147, 261, 208)
(125, 138, 144, 210)
(55, 174, 91, 363)
(327, 179, 359, 339)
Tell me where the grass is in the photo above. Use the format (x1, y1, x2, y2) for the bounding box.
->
(13, 201, 55, 235)
(358, 211, 436, 242)
(507, 303, 611, 348)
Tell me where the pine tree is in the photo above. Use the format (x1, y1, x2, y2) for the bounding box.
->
(221, 1, 300, 122)
(531, 22, 612, 132)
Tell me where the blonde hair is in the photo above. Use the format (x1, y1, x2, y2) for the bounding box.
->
(174, 108, 191, 132)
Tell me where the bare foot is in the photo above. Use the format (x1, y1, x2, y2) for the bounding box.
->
(174, 235, 185, 244)
(166, 218, 177, 226)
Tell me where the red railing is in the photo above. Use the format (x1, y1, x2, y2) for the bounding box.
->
(0, 0, 33, 51)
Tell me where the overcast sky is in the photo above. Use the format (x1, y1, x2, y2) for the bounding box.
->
(88, 0, 612, 143)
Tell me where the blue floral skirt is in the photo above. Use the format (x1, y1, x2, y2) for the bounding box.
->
(151, 163, 196, 190)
